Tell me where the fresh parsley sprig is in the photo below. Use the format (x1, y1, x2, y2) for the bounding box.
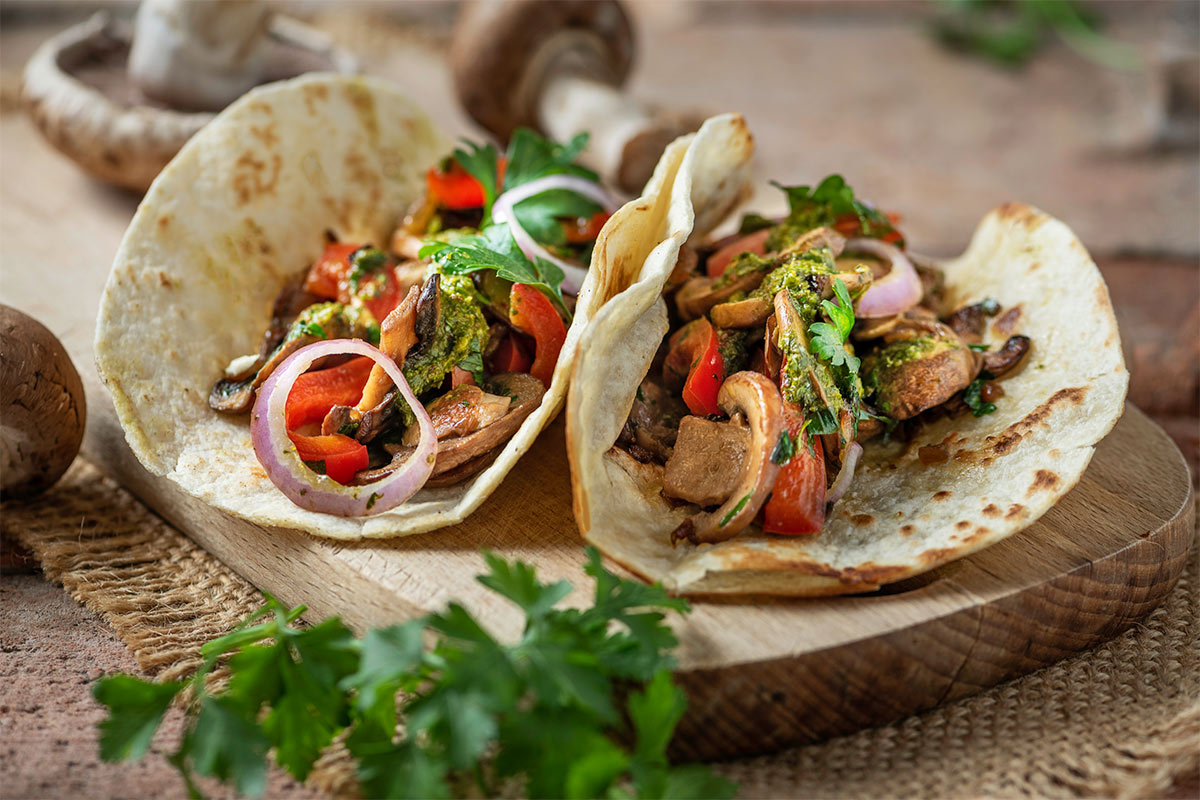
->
(808, 278, 860, 375)
(420, 224, 571, 320)
(774, 175, 902, 244)
(92, 549, 734, 800)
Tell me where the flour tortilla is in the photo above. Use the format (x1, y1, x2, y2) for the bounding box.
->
(567, 114, 1128, 596)
(95, 74, 637, 539)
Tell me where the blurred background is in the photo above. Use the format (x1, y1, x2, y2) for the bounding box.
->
(2, 0, 1197, 256)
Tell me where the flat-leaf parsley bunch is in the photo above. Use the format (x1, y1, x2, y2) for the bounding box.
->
(93, 549, 736, 800)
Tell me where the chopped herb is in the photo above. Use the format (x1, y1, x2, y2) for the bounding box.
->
(968, 343, 991, 352)
(365, 492, 382, 511)
(771, 175, 902, 246)
(719, 494, 752, 527)
(346, 247, 389, 293)
(737, 212, 775, 235)
(964, 370, 998, 416)
(636, 386, 646, 402)
(771, 431, 796, 465)
(299, 321, 326, 339)
(365, 322, 381, 347)
(456, 336, 487, 385)
(808, 278, 860, 374)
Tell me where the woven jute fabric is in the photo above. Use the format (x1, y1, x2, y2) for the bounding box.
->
(3, 460, 1196, 799)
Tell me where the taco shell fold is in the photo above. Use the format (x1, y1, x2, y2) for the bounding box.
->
(567, 114, 1128, 596)
(95, 74, 637, 539)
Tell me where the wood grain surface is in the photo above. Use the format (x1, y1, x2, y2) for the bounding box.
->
(80, 388, 1194, 759)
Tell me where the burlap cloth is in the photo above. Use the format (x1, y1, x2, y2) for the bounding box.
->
(3, 460, 1197, 799)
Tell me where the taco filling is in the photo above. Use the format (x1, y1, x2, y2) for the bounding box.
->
(616, 175, 1033, 545)
(209, 129, 614, 516)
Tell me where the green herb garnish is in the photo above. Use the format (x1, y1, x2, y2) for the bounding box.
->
(773, 174, 902, 245)
(719, 494, 752, 527)
(92, 550, 734, 800)
(771, 431, 796, 466)
(968, 343, 991, 352)
(808, 278, 860, 375)
(964, 370, 998, 416)
(421, 224, 570, 320)
(299, 321, 326, 339)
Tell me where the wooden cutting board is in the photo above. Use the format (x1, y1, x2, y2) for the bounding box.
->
(82, 390, 1193, 761)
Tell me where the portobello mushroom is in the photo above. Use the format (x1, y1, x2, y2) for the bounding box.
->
(862, 320, 979, 420)
(670, 371, 784, 545)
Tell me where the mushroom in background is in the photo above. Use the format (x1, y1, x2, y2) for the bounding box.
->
(21, 2, 357, 192)
(0, 306, 86, 499)
(451, 0, 705, 195)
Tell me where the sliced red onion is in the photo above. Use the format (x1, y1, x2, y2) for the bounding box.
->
(825, 441, 863, 506)
(250, 339, 435, 516)
(492, 175, 616, 295)
(846, 238, 923, 319)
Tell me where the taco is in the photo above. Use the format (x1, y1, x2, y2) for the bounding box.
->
(96, 73, 635, 539)
(567, 114, 1128, 596)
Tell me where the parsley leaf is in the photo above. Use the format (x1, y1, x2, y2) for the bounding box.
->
(450, 140, 500, 219)
(808, 278, 861, 374)
(91, 550, 732, 800)
(773, 174, 902, 244)
(771, 430, 796, 465)
(93, 676, 183, 762)
(502, 129, 596, 191)
(964, 370, 998, 416)
(420, 224, 570, 319)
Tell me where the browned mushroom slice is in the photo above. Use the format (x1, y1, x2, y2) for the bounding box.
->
(400, 384, 511, 446)
(943, 298, 1000, 343)
(982, 335, 1031, 378)
(783, 226, 847, 259)
(663, 417, 750, 507)
(710, 297, 772, 329)
(424, 446, 503, 488)
(862, 321, 979, 420)
(670, 371, 784, 545)
(675, 270, 766, 321)
(357, 373, 546, 485)
(209, 331, 320, 413)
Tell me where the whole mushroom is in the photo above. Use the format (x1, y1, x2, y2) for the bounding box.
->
(1, 306, 86, 498)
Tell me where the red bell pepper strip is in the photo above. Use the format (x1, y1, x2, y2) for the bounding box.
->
(761, 404, 826, 535)
(563, 211, 611, 244)
(680, 319, 724, 417)
(288, 432, 369, 485)
(509, 284, 566, 387)
(706, 228, 771, 278)
(284, 357, 374, 431)
(489, 332, 533, 375)
(304, 242, 361, 299)
(833, 212, 904, 245)
(426, 158, 506, 210)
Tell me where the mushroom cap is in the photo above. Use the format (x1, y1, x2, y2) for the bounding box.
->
(0, 305, 86, 499)
(21, 12, 358, 192)
(451, 0, 635, 142)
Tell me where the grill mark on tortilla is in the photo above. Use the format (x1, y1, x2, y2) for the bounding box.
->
(850, 514, 874, 526)
(956, 521, 970, 530)
(250, 124, 279, 147)
(1028, 469, 1060, 495)
(971, 386, 1090, 458)
(933, 491, 952, 501)
(233, 151, 282, 205)
(302, 83, 328, 116)
(982, 504, 1000, 517)
(997, 202, 1046, 231)
(1006, 503, 1025, 519)
(900, 524, 915, 536)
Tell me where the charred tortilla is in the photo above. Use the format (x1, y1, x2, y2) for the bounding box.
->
(95, 74, 639, 539)
(566, 114, 1128, 595)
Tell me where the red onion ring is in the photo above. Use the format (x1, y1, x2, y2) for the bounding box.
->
(250, 339, 435, 516)
(492, 174, 616, 295)
(847, 238, 923, 319)
(825, 441, 863, 506)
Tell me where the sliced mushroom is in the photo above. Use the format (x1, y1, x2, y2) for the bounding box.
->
(675, 269, 766, 321)
(210, 302, 368, 414)
(862, 321, 979, 420)
(781, 226, 847, 259)
(670, 371, 784, 545)
(982, 335, 1031, 378)
(412, 274, 442, 357)
(358, 373, 545, 484)
(944, 298, 1000, 343)
(710, 297, 772, 329)
(400, 384, 511, 446)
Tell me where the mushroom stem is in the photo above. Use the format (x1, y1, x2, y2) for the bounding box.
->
(672, 371, 784, 545)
